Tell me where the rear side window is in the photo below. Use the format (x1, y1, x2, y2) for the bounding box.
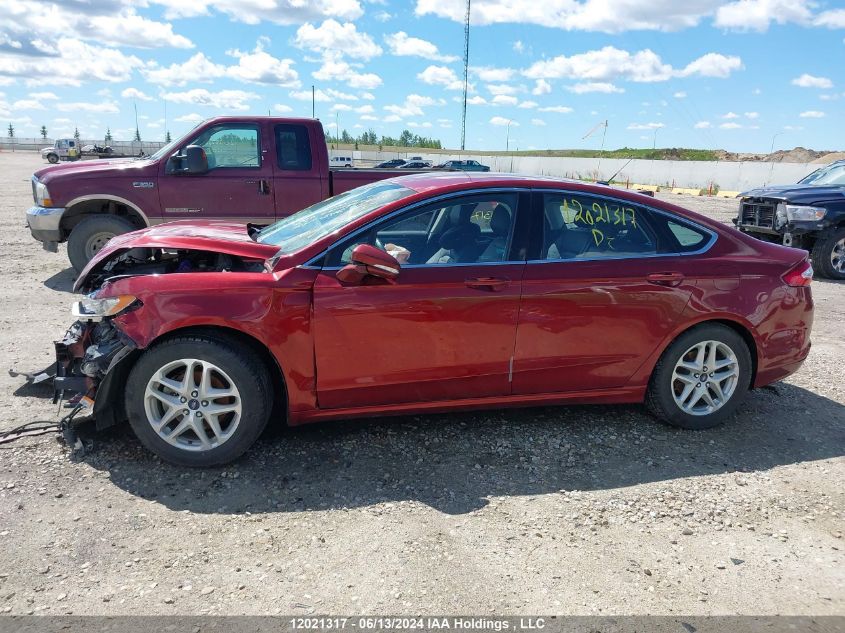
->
(665, 219, 709, 252)
(275, 124, 312, 171)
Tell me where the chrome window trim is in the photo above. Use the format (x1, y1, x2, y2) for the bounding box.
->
(532, 187, 718, 262)
(303, 187, 531, 270)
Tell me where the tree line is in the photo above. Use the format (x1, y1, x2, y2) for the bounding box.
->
(327, 128, 442, 149)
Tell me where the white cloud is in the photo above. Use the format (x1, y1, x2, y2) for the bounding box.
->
(473, 67, 516, 82)
(313, 54, 382, 89)
(490, 116, 516, 126)
(143, 53, 226, 87)
(673, 91, 687, 98)
(531, 118, 546, 126)
(799, 110, 825, 118)
(744, 111, 759, 119)
(719, 122, 742, 129)
(694, 121, 711, 129)
(814, 8, 845, 28)
(226, 39, 300, 86)
(518, 100, 538, 109)
(291, 89, 330, 102)
(384, 31, 458, 62)
(29, 91, 59, 100)
(407, 121, 433, 128)
(627, 122, 665, 130)
(525, 46, 741, 83)
(491, 95, 519, 106)
(153, 0, 364, 25)
(121, 88, 153, 101)
(56, 101, 120, 114)
(538, 105, 573, 113)
(567, 82, 623, 94)
(714, 0, 813, 32)
(487, 84, 518, 95)
(722, 111, 739, 119)
(274, 104, 293, 113)
(295, 20, 381, 59)
(12, 99, 44, 111)
(532, 79, 552, 95)
(417, 65, 464, 90)
(169, 111, 205, 123)
(384, 94, 440, 118)
(360, 115, 378, 121)
(89, 11, 193, 49)
(791, 73, 833, 89)
(161, 89, 258, 111)
(466, 95, 488, 105)
(383, 114, 401, 123)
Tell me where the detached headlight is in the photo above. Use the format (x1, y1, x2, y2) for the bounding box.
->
(72, 295, 138, 320)
(785, 205, 826, 222)
(33, 179, 52, 207)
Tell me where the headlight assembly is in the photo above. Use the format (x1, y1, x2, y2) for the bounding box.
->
(33, 179, 52, 207)
(72, 295, 138, 320)
(785, 205, 827, 222)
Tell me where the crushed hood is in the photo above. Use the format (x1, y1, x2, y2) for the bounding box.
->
(74, 220, 279, 292)
(739, 184, 845, 205)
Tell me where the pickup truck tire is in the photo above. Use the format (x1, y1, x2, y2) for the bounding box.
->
(67, 215, 136, 272)
(645, 324, 752, 430)
(810, 227, 845, 280)
(47, 153, 59, 164)
(125, 336, 272, 467)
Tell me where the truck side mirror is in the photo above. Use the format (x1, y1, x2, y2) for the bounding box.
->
(184, 145, 208, 174)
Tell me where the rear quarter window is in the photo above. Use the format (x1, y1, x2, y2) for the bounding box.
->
(275, 124, 312, 171)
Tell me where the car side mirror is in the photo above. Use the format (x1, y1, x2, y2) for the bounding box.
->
(168, 145, 208, 174)
(336, 244, 401, 284)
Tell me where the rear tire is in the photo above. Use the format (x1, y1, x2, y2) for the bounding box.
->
(646, 324, 752, 430)
(125, 336, 272, 467)
(67, 215, 136, 272)
(810, 227, 845, 280)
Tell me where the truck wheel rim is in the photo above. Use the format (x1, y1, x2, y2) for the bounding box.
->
(832, 238, 845, 273)
(86, 232, 115, 258)
(144, 358, 242, 452)
(671, 341, 739, 416)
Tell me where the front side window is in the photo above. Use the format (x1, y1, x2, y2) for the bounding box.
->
(325, 192, 519, 267)
(190, 125, 259, 169)
(540, 192, 712, 260)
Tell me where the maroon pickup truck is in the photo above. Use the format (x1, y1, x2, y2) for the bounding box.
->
(27, 116, 404, 271)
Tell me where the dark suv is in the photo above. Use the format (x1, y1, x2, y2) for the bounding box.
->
(734, 160, 845, 279)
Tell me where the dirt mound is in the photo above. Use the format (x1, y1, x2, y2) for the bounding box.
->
(811, 152, 845, 164)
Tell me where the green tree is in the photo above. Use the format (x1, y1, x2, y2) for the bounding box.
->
(7, 123, 14, 138)
(40, 125, 48, 140)
(73, 127, 80, 140)
(104, 127, 113, 143)
(133, 127, 141, 142)
(165, 130, 171, 143)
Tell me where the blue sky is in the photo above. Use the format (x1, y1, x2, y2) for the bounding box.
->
(0, 0, 843, 152)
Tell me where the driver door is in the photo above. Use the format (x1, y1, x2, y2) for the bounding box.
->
(157, 121, 276, 223)
(312, 191, 529, 410)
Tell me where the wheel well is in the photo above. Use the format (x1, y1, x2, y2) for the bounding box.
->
(667, 319, 759, 386)
(154, 325, 288, 423)
(61, 200, 147, 240)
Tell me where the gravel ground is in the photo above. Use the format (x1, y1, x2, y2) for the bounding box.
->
(0, 152, 842, 616)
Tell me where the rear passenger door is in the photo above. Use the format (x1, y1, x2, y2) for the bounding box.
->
(511, 189, 713, 394)
(271, 123, 325, 219)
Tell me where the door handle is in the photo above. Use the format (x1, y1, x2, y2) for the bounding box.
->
(647, 271, 684, 287)
(465, 277, 510, 291)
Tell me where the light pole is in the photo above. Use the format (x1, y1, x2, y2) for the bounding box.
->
(767, 131, 785, 185)
(506, 119, 512, 153)
(652, 126, 660, 150)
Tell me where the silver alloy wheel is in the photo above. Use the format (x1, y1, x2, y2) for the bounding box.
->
(85, 231, 115, 258)
(144, 358, 242, 452)
(671, 340, 739, 416)
(831, 238, 845, 273)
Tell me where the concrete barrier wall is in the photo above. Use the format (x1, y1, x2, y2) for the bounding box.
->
(354, 150, 820, 192)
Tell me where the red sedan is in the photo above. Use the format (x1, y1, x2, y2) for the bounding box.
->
(54, 173, 813, 466)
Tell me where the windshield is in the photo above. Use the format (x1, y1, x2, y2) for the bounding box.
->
(256, 181, 416, 252)
(799, 162, 845, 186)
(147, 121, 205, 161)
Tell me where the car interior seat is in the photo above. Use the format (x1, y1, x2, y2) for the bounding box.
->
(427, 204, 483, 264)
(478, 204, 512, 262)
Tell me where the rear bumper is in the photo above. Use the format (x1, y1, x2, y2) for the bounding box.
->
(26, 205, 65, 243)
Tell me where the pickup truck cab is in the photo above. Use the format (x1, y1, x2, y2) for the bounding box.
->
(734, 160, 845, 279)
(27, 116, 403, 271)
(41, 138, 81, 164)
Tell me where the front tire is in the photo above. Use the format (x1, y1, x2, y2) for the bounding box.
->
(646, 324, 752, 430)
(67, 215, 136, 272)
(126, 336, 272, 467)
(47, 153, 59, 164)
(810, 227, 845, 280)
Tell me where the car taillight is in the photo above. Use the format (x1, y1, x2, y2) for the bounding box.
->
(782, 260, 813, 287)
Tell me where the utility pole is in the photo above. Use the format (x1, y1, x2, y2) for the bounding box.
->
(460, 0, 471, 151)
(505, 119, 512, 153)
(312, 85, 315, 119)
